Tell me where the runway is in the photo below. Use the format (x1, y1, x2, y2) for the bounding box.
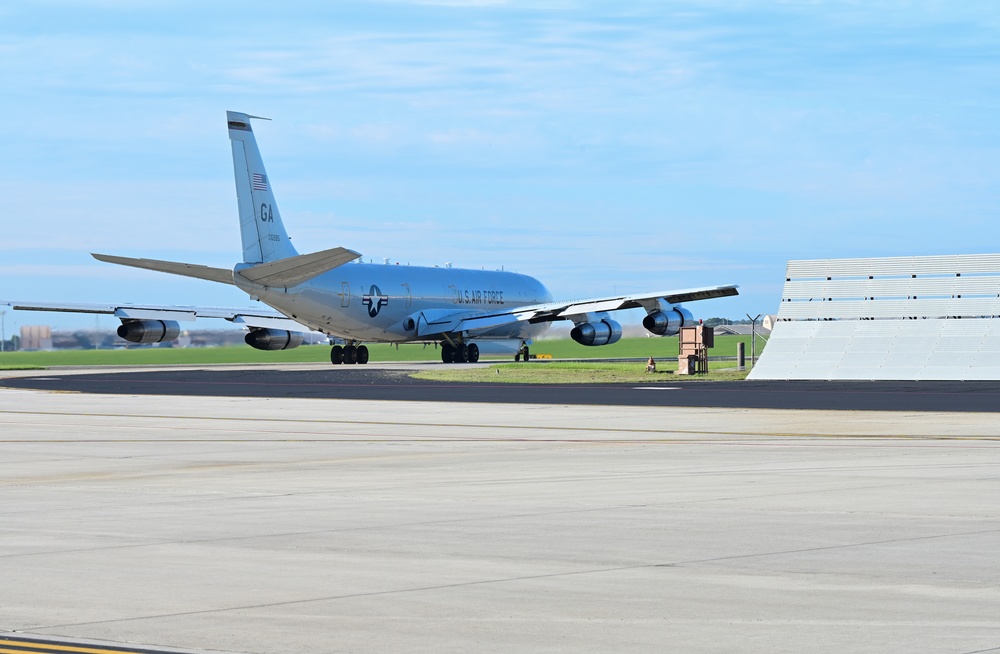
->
(2, 366, 1000, 653)
(3, 364, 1000, 412)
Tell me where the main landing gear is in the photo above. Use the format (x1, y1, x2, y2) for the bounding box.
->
(441, 342, 480, 364)
(330, 342, 369, 365)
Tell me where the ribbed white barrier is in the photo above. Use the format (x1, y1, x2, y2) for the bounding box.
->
(749, 254, 1000, 380)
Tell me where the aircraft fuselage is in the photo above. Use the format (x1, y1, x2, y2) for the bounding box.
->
(234, 261, 554, 343)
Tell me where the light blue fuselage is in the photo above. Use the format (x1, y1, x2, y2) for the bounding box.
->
(235, 261, 553, 343)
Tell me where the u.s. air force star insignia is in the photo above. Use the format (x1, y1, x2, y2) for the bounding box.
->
(362, 284, 389, 318)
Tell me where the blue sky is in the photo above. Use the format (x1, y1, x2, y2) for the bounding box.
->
(2, 0, 999, 332)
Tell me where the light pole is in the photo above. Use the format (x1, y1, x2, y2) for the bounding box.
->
(746, 313, 761, 366)
(1, 309, 5, 353)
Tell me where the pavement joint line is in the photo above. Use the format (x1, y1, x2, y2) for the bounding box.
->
(2, 437, 1000, 445)
(2, 409, 999, 441)
(0, 504, 664, 559)
(28, 525, 1000, 632)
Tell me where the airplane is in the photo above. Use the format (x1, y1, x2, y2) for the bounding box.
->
(4, 111, 738, 364)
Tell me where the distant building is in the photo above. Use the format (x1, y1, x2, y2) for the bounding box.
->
(21, 325, 53, 350)
(762, 314, 778, 331)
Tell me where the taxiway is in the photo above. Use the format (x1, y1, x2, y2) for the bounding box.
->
(4, 364, 1000, 411)
(1, 364, 999, 653)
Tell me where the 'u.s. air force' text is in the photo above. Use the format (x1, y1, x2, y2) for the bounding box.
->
(453, 289, 505, 305)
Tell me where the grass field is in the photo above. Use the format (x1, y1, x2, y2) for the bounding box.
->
(0, 334, 765, 370)
(413, 361, 750, 384)
(529, 334, 763, 360)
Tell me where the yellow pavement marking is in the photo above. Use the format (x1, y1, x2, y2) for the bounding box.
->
(0, 638, 164, 654)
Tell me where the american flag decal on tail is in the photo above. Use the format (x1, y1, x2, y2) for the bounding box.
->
(252, 173, 268, 191)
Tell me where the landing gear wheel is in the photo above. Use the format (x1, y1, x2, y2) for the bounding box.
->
(344, 345, 358, 364)
(441, 344, 454, 363)
(454, 344, 469, 363)
(467, 343, 480, 363)
(356, 345, 369, 364)
(330, 345, 344, 365)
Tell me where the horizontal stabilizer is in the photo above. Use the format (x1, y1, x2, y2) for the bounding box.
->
(236, 246, 361, 288)
(92, 253, 235, 285)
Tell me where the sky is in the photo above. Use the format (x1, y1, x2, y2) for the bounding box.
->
(2, 0, 1000, 333)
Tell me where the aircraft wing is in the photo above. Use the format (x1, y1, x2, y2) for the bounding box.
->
(510, 284, 740, 323)
(1, 301, 311, 332)
(419, 284, 740, 336)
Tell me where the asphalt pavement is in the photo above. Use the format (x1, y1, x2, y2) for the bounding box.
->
(3, 366, 1000, 412)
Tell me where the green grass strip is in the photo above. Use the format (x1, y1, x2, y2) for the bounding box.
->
(0, 334, 763, 370)
(413, 361, 750, 384)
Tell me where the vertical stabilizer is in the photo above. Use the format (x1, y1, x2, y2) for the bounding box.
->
(227, 111, 299, 263)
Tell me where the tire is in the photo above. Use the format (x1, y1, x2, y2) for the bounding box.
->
(467, 343, 480, 363)
(356, 345, 369, 364)
(441, 344, 454, 363)
(330, 345, 344, 365)
(344, 346, 357, 364)
(454, 344, 468, 363)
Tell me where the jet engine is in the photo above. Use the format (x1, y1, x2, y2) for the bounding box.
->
(570, 317, 623, 346)
(642, 306, 693, 336)
(117, 319, 181, 344)
(245, 328, 304, 351)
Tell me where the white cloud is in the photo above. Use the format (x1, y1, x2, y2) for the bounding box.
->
(1, 0, 998, 325)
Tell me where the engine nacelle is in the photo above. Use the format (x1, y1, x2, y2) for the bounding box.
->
(642, 306, 693, 336)
(245, 328, 304, 351)
(117, 320, 181, 344)
(570, 318, 623, 346)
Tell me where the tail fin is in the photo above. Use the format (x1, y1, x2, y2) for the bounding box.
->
(227, 111, 299, 263)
